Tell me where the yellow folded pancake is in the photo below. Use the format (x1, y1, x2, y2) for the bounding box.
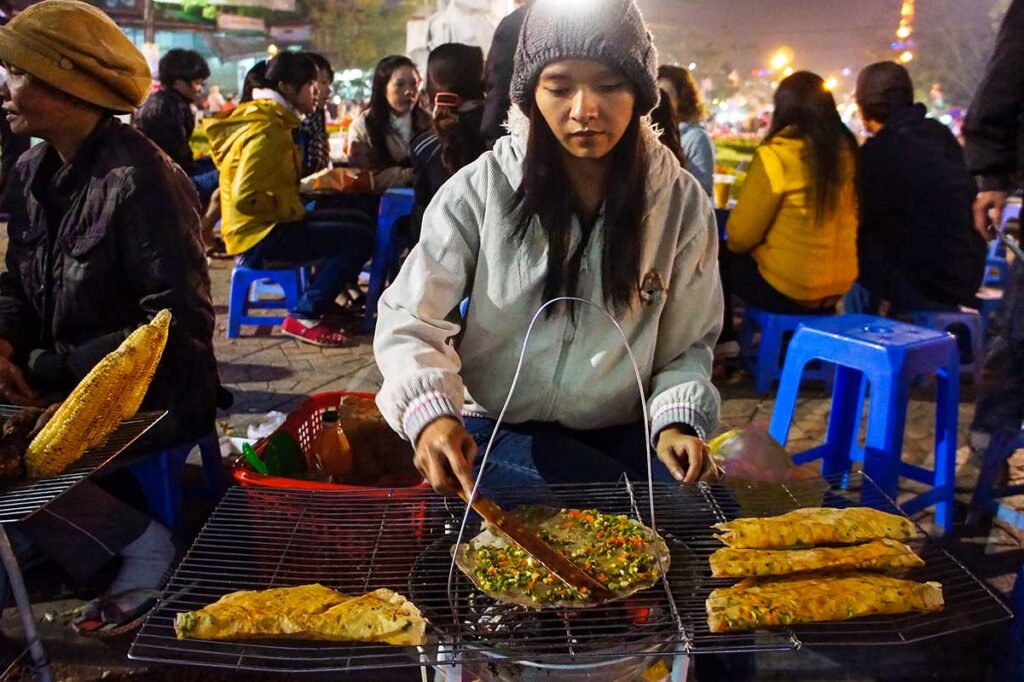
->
(174, 584, 426, 646)
(706, 572, 943, 633)
(713, 507, 916, 549)
(709, 539, 924, 578)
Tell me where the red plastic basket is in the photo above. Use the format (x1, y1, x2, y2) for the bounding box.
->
(232, 391, 428, 493)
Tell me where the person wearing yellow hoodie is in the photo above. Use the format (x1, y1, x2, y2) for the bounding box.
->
(207, 52, 373, 347)
(720, 71, 858, 350)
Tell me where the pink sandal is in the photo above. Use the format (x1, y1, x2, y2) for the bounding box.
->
(281, 316, 348, 347)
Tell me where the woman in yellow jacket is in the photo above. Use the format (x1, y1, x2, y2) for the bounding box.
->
(207, 53, 373, 347)
(721, 71, 858, 348)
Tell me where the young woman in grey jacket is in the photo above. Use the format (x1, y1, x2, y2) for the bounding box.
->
(373, 0, 723, 497)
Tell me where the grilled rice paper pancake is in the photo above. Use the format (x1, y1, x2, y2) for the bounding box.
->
(174, 584, 426, 646)
(706, 572, 943, 633)
(454, 506, 669, 609)
(713, 507, 916, 549)
(709, 539, 924, 578)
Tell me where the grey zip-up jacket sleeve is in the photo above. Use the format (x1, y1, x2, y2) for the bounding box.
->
(374, 125, 721, 446)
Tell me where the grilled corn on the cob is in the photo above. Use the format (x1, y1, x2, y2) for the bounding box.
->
(24, 310, 172, 477)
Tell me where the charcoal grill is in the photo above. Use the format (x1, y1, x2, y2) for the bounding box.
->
(130, 471, 1010, 678)
(0, 406, 167, 682)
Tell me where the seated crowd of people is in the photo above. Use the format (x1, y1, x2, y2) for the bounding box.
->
(0, 0, 1016, 646)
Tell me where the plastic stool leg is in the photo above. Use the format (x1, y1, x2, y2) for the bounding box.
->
(768, 347, 811, 445)
(932, 358, 960, 534)
(862, 372, 909, 500)
(227, 270, 251, 338)
(278, 272, 301, 312)
(364, 215, 397, 333)
(820, 366, 863, 478)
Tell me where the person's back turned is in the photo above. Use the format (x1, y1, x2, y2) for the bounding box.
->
(854, 62, 985, 312)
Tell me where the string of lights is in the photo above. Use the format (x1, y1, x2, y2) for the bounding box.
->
(892, 0, 915, 63)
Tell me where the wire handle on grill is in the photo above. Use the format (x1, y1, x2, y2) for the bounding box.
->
(446, 297, 685, 642)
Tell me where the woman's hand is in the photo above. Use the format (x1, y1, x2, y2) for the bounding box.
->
(0, 343, 43, 407)
(656, 426, 720, 484)
(414, 417, 478, 496)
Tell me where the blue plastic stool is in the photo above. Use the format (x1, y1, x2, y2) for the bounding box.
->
(911, 310, 984, 384)
(737, 307, 833, 393)
(127, 432, 226, 531)
(227, 265, 305, 338)
(364, 188, 416, 333)
(768, 315, 960, 534)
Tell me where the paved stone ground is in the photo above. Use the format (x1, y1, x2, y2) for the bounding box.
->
(1, 256, 1021, 681)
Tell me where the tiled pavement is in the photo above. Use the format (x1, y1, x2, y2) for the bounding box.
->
(0, 256, 1021, 680)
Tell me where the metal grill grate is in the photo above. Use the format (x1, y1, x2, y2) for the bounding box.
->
(0, 406, 166, 524)
(129, 473, 1011, 675)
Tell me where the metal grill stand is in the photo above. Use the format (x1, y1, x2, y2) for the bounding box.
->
(0, 525, 51, 681)
(131, 472, 1011, 677)
(0, 408, 165, 680)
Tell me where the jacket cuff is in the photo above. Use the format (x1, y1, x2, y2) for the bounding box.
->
(402, 390, 463, 445)
(650, 402, 710, 443)
(977, 174, 1014, 193)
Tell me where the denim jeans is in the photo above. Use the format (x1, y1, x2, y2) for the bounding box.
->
(464, 417, 674, 500)
(239, 211, 373, 320)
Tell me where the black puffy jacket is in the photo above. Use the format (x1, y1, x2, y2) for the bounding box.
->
(859, 104, 986, 307)
(0, 117, 220, 449)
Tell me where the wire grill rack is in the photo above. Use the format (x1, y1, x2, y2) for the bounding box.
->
(0, 406, 166, 524)
(129, 472, 1011, 675)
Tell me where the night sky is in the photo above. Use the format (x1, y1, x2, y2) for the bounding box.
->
(639, 0, 998, 78)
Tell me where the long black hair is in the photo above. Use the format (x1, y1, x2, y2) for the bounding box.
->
(426, 43, 486, 174)
(366, 55, 426, 166)
(263, 52, 318, 94)
(766, 71, 858, 224)
(650, 88, 686, 168)
(512, 95, 649, 314)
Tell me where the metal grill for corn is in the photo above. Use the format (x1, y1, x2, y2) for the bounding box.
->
(130, 471, 1010, 676)
(0, 406, 166, 524)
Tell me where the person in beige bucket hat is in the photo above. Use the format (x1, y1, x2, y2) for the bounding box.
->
(0, 0, 151, 114)
(0, 0, 224, 639)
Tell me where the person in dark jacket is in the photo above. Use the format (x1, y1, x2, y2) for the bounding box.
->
(132, 48, 208, 176)
(962, 0, 1024, 443)
(411, 43, 486, 242)
(0, 0, 221, 635)
(847, 62, 986, 315)
(481, 0, 532, 146)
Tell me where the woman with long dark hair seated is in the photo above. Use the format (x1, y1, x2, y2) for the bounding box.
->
(720, 71, 858, 346)
(410, 43, 488, 240)
(374, 0, 723, 496)
(347, 55, 430, 190)
(658, 64, 714, 196)
(207, 52, 373, 347)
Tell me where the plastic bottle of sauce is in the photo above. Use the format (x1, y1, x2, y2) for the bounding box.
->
(312, 410, 354, 483)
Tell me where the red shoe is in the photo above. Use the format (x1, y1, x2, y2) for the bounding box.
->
(281, 316, 348, 347)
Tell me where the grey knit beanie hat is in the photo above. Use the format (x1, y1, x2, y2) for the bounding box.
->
(511, 0, 659, 114)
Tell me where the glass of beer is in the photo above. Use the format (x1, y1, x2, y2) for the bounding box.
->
(713, 174, 735, 209)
